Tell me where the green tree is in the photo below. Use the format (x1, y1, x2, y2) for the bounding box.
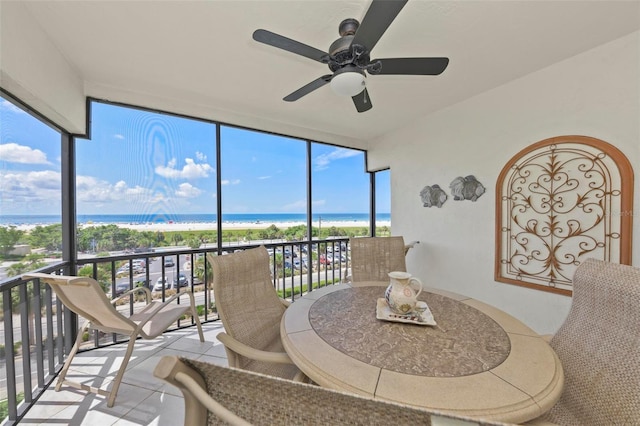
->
(187, 237, 201, 249)
(77, 263, 112, 293)
(28, 224, 61, 251)
(5, 253, 46, 277)
(284, 225, 307, 241)
(171, 232, 183, 245)
(0, 226, 25, 257)
(258, 224, 283, 240)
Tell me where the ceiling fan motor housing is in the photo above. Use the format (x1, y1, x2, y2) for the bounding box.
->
(328, 18, 384, 75)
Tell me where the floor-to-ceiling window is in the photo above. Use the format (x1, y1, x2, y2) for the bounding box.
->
(1, 97, 379, 266)
(0, 92, 64, 408)
(375, 169, 391, 236)
(0, 94, 63, 278)
(74, 102, 218, 293)
(75, 102, 218, 256)
(310, 143, 370, 236)
(219, 126, 307, 245)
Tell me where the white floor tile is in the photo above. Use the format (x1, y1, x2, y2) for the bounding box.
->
(24, 324, 225, 425)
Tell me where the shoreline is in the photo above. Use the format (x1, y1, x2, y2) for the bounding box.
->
(10, 220, 390, 233)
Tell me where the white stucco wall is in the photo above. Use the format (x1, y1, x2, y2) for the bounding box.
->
(0, 1, 86, 134)
(367, 31, 640, 334)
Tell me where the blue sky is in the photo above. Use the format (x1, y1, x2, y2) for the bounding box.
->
(1, 97, 390, 217)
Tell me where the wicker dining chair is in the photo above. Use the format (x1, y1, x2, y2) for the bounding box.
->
(207, 246, 305, 381)
(154, 355, 510, 426)
(23, 272, 204, 407)
(349, 236, 408, 282)
(527, 258, 640, 425)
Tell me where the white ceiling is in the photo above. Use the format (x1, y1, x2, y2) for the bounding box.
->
(18, 0, 640, 149)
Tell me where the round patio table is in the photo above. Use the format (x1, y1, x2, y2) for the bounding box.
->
(281, 282, 563, 423)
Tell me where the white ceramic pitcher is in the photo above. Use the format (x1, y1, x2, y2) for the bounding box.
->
(384, 271, 423, 315)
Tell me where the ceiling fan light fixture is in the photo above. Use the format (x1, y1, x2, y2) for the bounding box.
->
(330, 69, 366, 97)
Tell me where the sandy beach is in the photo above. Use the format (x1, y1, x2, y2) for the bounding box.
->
(95, 220, 388, 233)
(8, 220, 390, 233)
(5, 220, 389, 233)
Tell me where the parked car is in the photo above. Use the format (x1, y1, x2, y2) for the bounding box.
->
(293, 258, 307, 271)
(164, 257, 175, 267)
(114, 277, 151, 297)
(174, 272, 189, 287)
(153, 277, 173, 292)
(114, 280, 131, 297)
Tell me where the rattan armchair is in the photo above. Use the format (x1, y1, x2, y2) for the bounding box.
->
(154, 355, 510, 426)
(527, 259, 640, 425)
(348, 236, 409, 283)
(207, 246, 305, 381)
(23, 272, 204, 407)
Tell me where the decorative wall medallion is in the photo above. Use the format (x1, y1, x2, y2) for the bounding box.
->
(450, 175, 485, 201)
(420, 184, 447, 208)
(495, 135, 634, 296)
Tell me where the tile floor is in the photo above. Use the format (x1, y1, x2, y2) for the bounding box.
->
(19, 323, 228, 425)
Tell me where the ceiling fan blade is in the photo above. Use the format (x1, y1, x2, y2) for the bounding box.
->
(352, 88, 373, 113)
(374, 57, 449, 75)
(351, 0, 408, 52)
(253, 29, 328, 63)
(283, 75, 333, 102)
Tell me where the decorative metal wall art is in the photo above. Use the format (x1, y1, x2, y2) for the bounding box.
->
(420, 184, 447, 208)
(495, 135, 634, 296)
(450, 175, 486, 201)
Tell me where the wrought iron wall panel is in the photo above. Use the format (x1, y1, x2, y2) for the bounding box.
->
(496, 136, 633, 295)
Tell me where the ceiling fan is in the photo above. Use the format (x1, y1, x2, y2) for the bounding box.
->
(252, 0, 449, 113)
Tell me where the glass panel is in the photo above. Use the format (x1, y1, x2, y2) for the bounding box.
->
(75, 102, 217, 295)
(375, 169, 391, 235)
(311, 143, 369, 284)
(0, 95, 62, 274)
(0, 93, 62, 409)
(219, 126, 307, 246)
(311, 143, 370, 237)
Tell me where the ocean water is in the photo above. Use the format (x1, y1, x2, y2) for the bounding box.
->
(0, 213, 390, 226)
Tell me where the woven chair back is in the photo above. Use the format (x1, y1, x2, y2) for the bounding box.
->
(177, 357, 508, 426)
(349, 236, 407, 282)
(546, 258, 640, 424)
(210, 246, 287, 368)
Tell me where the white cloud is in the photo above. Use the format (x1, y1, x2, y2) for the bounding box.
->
(114, 134, 125, 140)
(0, 143, 50, 164)
(196, 151, 207, 162)
(155, 157, 214, 179)
(0, 170, 60, 203)
(313, 148, 361, 171)
(258, 175, 271, 180)
(76, 176, 154, 203)
(175, 182, 202, 198)
(221, 179, 241, 185)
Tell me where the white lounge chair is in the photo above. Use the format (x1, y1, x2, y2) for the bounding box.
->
(24, 272, 204, 407)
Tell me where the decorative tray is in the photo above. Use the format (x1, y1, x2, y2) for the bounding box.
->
(376, 298, 437, 326)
